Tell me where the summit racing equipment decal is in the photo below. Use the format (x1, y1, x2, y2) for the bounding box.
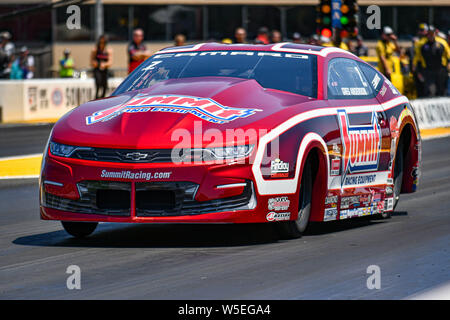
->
(337, 110, 381, 184)
(86, 94, 261, 125)
(100, 170, 172, 180)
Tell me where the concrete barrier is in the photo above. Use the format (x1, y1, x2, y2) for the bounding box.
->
(410, 98, 450, 129)
(0, 78, 123, 123)
(0, 78, 449, 129)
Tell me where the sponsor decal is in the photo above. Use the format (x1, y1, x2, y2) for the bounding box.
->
(332, 143, 341, 154)
(51, 88, 63, 107)
(266, 211, 291, 222)
(100, 169, 171, 180)
(325, 195, 338, 205)
(385, 186, 393, 195)
(340, 210, 348, 219)
(361, 207, 371, 216)
(340, 195, 360, 209)
(268, 196, 290, 211)
(386, 79, 399, 95)
(372, 74, 381, 89)
(337, 110, 381, 186)
(324, 208, 337, 221)
(86, 94, 261, 125)
(360, 194, 371, 205)
(385, 197, 394, 211)
(343, 174, 376, 186)
(331, 158, 340, 176)
(346, 208, 360, 218)
(377, 201, 384, 211)
(372, 193, 382, 202)
(270, 158, 289, 178)
(379, 85, 387, 97)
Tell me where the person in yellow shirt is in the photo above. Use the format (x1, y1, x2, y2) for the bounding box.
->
(413, 26, 450, 97)
(376, 26, 400, 80)
(59, 49, 74, 78)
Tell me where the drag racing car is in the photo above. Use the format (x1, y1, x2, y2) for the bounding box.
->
(40, 42, 421, 239)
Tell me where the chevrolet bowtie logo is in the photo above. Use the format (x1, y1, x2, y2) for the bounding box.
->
(125, 152, 148, 161)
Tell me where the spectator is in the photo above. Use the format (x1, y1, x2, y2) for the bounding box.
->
(59, 48, 74, 78)
(234, 27, 247, 44)
(254, 27, 270, 45)
(320, 35, 331, 46)
(19, 46, 34, 79)
(437, 31, 446, 42)
(309, 34, 320, 46)
(417, 23, 428, 39)
(91, 35, 113, 99)
(128, 28, 150, 74)
(270, 30, 282, 43)
(0, 31, 14, 78)
(0, 31, 15, 58)
(376, 26, 400, 80)
(0, 47, 8, 78)
(292, 32, 302, 44)
(413, 26, 450, 97)
(9, 56, 22, 79)
(353, 35, 368, 57)
(174, 34, 186, 46)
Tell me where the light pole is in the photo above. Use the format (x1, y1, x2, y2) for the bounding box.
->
(95, 0, 104, 39)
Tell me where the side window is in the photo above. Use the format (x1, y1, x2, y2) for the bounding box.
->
(327, 58, 374, 99)
(358, 61, 384, 95)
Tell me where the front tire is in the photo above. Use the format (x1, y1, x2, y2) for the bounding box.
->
(276, 160, 313, 239)
(61, 221, 98, 238)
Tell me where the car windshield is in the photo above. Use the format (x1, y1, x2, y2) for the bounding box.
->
(113, 50, 318, 98)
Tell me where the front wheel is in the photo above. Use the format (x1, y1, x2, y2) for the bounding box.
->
(61, 221, 98, 238)
(275, 160, 313, 239)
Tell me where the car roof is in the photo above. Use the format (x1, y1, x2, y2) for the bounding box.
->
(156, 42, 356, 59)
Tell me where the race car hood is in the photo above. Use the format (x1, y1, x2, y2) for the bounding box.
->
(51, 77, 315, 149)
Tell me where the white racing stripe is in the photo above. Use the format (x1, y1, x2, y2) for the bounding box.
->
(251, 96, 409, 196)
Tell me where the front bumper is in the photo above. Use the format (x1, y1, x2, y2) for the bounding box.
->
(40, 152, 270, 224)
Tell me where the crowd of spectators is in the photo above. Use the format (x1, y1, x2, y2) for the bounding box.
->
(1, 22, 450, 99)
(0, 31, 34, 79)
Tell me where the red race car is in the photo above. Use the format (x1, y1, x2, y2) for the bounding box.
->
(40, 43, 421, 238)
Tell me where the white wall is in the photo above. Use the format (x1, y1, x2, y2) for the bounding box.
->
(0, 78, 124, 122)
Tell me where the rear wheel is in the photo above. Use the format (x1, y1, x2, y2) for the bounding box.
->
(61, 221, 98, 238)
(276, 160, 313, 239)
(393, 139, 405, 211)
(376, 139, 404, 220)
